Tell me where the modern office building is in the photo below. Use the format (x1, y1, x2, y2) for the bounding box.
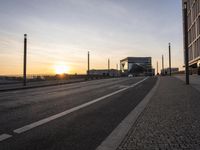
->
(120, 57, 154, 76)
(182, 0, 200, 69)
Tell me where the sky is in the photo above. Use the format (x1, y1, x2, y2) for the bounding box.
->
(0, 0, 183, 75)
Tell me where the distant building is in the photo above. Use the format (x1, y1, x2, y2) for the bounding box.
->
(161, 68, 179, 75)
(182, 0, 200, 70)
(120, 57, 154, 76)
(88, 69, 119, 77)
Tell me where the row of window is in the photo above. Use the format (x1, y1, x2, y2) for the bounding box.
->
(186, 0, 193, 11)
(188, 22, 196, 44)
(188, 37, 200, 61)
(187, 0, 200, 28)
(187, 0, 200, 62)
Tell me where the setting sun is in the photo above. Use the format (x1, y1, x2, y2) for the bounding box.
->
(54, 65, 70, 74)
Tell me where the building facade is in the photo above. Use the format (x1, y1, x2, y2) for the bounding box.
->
(183, 0, 200, 68)
(120, 57, 154, 76)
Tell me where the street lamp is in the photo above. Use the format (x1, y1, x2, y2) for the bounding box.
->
(168, 43, 172, 76)
(23, 34, 27, 86)
(108, 58, 110, 76)
(183, 2, 189, 84)
(156, 61, 159, 75)
(87, 51, 90, 76)
(162, 54, 164, 75)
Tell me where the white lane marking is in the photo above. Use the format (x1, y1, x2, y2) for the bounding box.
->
(13, 77, 148, 134)
(0, 134, 12, 141)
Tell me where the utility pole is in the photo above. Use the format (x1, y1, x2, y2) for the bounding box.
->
(162, 54, 164, 75)
(87, 51, 90, 76)
(116, 64, 118, 70)
(169, 43, 172, 76)
(23, 34, 27, 86)
(183, 2, 189, 84)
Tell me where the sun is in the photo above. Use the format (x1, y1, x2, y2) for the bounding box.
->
(54, 65, 70, 74)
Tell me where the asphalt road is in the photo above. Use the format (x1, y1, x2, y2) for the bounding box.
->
(0, 77, 157, 150)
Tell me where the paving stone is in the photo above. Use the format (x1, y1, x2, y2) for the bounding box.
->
(117, 77, 200, 150)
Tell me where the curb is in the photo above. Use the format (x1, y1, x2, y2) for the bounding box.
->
(0, 80, 85, 92)
(96, 77, 160, 150)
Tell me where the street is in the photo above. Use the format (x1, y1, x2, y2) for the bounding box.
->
(0, 77, 157, 150)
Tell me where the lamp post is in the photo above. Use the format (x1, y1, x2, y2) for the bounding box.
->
(183, 2, 189, 84)
(169, 43, 172, 76)
(23, 34, 27, 86)
(162, 54, 164, 75)
(108, 58, 110, 76)
(157, 61, 159, 75)
(87, 51, 90, 76)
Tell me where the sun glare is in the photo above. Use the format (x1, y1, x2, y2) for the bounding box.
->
(54, 65, 69, 74)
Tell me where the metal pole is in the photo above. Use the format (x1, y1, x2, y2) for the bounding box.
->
(183, 2, 189, 84)
(108, 58, 110, 76)
(23, 34, 27, 86)
(108, 59, 110, 70)
(116, 64, 118, 70)
(157, 61, 158, 75)
(169, 43, 172, 76)
(87, 51, 90, 75)
(162, 55, 164, 75)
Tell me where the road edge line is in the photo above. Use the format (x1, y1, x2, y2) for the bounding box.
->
(96, 77, 160, 150)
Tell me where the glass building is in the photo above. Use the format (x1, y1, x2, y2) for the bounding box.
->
(120, 57, 154, 76)
(183, 0, 200, 70)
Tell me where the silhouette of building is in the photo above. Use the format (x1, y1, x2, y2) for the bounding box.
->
(120, 57, 154, 76)
(182, 0, 200, 71)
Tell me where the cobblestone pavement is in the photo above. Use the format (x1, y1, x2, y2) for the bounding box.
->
(117, 77, 200, 150)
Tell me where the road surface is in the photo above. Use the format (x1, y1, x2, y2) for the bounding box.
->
(0, 77, 157, 150)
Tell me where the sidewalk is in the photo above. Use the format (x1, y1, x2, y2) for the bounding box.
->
(117, 76, 200, 150)
(175, 74, 200, 92)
